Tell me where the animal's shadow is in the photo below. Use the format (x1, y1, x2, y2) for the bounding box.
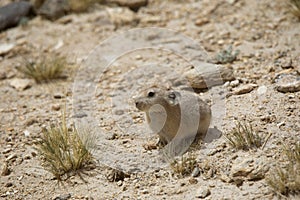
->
(203, 127, 222, 143)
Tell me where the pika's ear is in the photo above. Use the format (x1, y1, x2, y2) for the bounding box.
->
(166, 91, 181, 106)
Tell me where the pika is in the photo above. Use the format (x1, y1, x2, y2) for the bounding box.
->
(135, 86, 211, 149)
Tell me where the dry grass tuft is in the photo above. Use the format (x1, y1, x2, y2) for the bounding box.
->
(170, 153, 197, 177)
(289, 0, 300, 19)
(36, 112, 95, 181)
(225, 121, 270, 151)
(266, 142, 300, 196)
(17, 55, 66, 83)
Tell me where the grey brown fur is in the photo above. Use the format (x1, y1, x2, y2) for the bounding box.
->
(135, 86, 211, 148)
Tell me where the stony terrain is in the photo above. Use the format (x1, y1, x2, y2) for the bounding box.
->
(0, 0, 299, 199)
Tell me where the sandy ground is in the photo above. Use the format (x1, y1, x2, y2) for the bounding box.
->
(0, 0, 300, 199)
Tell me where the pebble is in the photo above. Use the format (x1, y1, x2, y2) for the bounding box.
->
(0, 71, 6, 80)
(117, 180, 123, 186)
(53, 193, 71, 200)
(257, 85, 267, 95)
(0, 43, 15, 56)
(191, 167, 200, 177)
(230, 80, 239, 87)
(73, 113, 87, 118)
(111, 0, 148, 12)
(195, 186, 211, 198)
(5, 182, 13, 187)
(2, 148, 12, 154)
(1, 162, 10, 176)
(38, 0, 69, 21)
(23, 130, 30, 137)
(6, 153, 17, 162)
(51, 104, 61, 111)
(25, 118, 38, 126)
(53, 93, 65, 99)
(9, 78, 32, 91)
(232, 84, 258, 95)
(275, 73, 300, 93)
(189, 177, 198, 184)
(195, 18, 209, 26)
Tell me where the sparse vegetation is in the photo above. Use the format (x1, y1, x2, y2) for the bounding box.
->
(36, 112, 95, 181)
(266, 142, 300, 196)
(289, 0, 300, 19)
(17, 55, 66, 83)
(213, 45, 239, 64)
(225, 121, 270, 150)
(170, 153, 197, 177)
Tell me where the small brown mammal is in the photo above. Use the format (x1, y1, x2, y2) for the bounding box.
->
(135, 86, 211, 150)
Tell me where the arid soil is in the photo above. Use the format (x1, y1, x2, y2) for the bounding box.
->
(0, 0, 300, 199)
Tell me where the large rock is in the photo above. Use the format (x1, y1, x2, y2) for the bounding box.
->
(38, 0, 69, 20)
(180, 65, 235, 89)
(230, 155, 270, 184)
(0, 1, 33, 31)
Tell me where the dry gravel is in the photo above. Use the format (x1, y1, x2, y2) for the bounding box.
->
(0, 0, 299, 199)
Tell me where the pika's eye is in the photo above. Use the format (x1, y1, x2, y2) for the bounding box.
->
(147, 91, 155, 97)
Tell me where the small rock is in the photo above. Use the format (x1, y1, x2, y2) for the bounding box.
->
(191, 167, 200, 177)
(106, 132, 118, 140)
(9, 78, 32, 91)
(275, 73, 300, 93)
(226, 0, 238, 4)
(117, 180, 123, 186)
(143, 141, 158, 150)
(1, 162, 10, 176)
(6, 153, 17, 162)
(53, 193, 71, 200)
(53, 93, 65, 99)
(2, 148, 12, 154)
(232, 84, 257, 95)
(260, 114, 276, 123)
(24, 154, 31, 160)
(141, 189, 149, 194)
(73, 113, 87, 118)
(195, 17, 209, 26)
(114, 109, 124, 115)
(219, 173, 232, 183)
(5, 182, 13, 187)
(257, 85, 267, 95)
(52, 104, 61, 111)
(189, 177, 198, 184)
(110, 0, 148, 12)
(280, 57, 293, 69)
(230, 80, 239, 87)
(23, 130, 30, 137)
(106, 168, 130, 182)
(0, 43, 15, 56)
(231, 157, 254, 177)
(25, 118, 38, 126)
(38, 0, 69, 20)
(0, 71, 6, 80)
(196, 186, 211, 198)
(106, 7, 139, 28)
